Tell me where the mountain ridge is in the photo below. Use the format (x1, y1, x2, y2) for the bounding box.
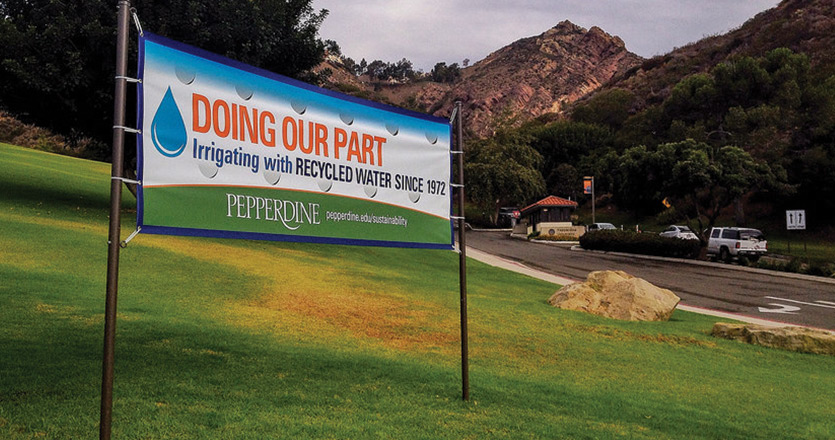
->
(320, 0, 834, 141)
(319, 20, 641, 137)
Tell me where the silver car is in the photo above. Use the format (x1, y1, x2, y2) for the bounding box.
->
(659, 225, 698, 240)
(587, 223, 616, 231)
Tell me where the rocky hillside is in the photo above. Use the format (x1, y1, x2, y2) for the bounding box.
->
(436, 21, 641, 137)
(591, 0, 835, 110)
(319, 21, 642, 138)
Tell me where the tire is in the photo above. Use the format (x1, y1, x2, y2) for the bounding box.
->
(719, 247, 731, 263)
(748, 255, 760, 263)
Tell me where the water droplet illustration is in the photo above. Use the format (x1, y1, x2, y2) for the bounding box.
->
(364, 185, 378, 198)
(318, 179, 333, 192)
(425, 133, 438, 145)
(340, 113, 354, 125)
(151, 87, 188, 157)
(409, 192, 421, 203)
(291, 100, 307, 115)
(385, 124, 399, 136)
(198, 162, 218, 179)
(263, 170, 281, 185)
(175, 67, 195, 85)
(236, 84, 253, 100)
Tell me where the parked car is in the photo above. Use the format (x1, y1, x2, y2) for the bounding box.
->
(707, 227, 768, 262)
(587, 222, 616, 232)
(659, 225, 698, 240)
(497, 207, 520, 228)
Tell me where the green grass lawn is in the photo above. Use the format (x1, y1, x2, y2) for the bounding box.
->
(1, 143, 834, 439)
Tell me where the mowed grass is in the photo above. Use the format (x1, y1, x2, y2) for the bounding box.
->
(1, 143, 833, 439)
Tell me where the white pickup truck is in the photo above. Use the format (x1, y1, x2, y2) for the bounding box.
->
(707, 227, 768, 262)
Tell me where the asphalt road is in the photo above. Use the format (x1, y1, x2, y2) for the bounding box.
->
(466, 230, 835, 330)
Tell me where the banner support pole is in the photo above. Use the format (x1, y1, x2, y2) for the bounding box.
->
(100, 1, 131, 439)
(454, 101, 469, 401)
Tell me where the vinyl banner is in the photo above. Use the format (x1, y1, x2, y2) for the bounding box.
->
(137, 33, 453, 249)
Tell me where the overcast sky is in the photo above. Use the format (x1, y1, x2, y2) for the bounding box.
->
(312, 1, 781, 71)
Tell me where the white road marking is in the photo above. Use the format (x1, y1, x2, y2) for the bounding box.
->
(758, 303, 801, 314)
(764, 296, 835, 309)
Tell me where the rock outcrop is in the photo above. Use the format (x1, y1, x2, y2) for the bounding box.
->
(436, 21, 642, 137)
(712, 322, 835, 355)
(547, 270, 680, 321)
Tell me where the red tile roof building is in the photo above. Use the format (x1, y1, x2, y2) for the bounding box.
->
(520, 195, 578, 216)
(518, 195, 581, 237)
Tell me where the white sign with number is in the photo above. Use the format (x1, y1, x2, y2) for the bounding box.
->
(786, 210, 806, 230)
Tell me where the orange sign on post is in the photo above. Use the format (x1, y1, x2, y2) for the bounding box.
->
(583, 177, 593, 195)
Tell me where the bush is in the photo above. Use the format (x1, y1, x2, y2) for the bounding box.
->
(756, 258, 835, 278)
(0, 111, 101, 157)
(579, 230, 701, 258)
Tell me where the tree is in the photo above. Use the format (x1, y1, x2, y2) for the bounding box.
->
(430, 62, 460, 83)
(0, 0, 329, 159)
(340, 56, 359, 75)
(365, 59, 387, 79)
(663, 140, 781, 242)
(571, 88, 635, 131)
(529, 121, 612, 193)
(465, 129, 545, 225)
(613, 143, 678, 215)
(324, 39, 341, 56)
(547, 163, 580, 201)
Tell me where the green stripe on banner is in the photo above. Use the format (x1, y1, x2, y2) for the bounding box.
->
(142, 186, 451, 245)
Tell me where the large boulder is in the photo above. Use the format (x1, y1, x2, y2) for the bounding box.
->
(712, 323, 835, 355)
(547, 270, 680, 321)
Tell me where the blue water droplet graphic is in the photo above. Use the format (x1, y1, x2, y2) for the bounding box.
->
(151, 87, 188, 157)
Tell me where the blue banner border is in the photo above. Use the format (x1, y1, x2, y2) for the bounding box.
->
(135, 32, 454, 250)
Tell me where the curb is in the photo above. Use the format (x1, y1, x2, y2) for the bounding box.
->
(568, 245, 835, 286)
(466, 247, 578, 286)
(510, 233, 579, 245)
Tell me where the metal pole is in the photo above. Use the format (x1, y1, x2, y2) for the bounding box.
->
(454, 101, 469, 401)
(591, 176, 595, 224)
(101, 1, 130, 439)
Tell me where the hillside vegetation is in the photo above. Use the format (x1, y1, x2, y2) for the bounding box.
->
(466, 45, 835, 238)
(2, 144, 835, 439)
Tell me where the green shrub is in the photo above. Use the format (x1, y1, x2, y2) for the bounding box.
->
(806, 262, 835, 277)
(579, 230, 701, 258)
(759, 258, 835, 277)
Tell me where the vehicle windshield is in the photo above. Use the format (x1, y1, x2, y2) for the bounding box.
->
(678, 226, 693, 232)
(740, 229, 765, 240)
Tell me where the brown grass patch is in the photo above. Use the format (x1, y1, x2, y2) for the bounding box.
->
(258, 289, 458, 351)
(137, 235, 459, 353)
